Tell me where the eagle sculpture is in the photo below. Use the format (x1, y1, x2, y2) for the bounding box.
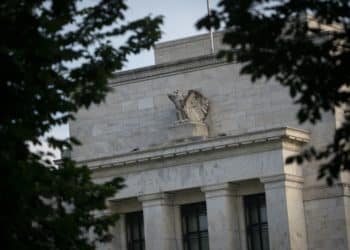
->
(167, 90, 209, 123)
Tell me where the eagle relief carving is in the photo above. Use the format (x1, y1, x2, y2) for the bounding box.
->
(167, 90, 209, 123)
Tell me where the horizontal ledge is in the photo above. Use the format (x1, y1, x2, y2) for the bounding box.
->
(109, 54, 226, 86)
(260, 173, 304, 184)
(79, 127, 310, 170)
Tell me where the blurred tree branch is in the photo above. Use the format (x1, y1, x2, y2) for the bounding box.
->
(0, 0, 162, 249)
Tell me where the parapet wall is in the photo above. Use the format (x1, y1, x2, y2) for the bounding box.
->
(154, 31, 226, 64)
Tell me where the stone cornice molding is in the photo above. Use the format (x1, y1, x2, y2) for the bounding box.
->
(109, 54, 226, 86)
(260, 173, 304, 184)
(138, 193, 174, 207)
(201, 183, 238, 199)
(82, 127, 309, 171)
(260, 174, 304, 190)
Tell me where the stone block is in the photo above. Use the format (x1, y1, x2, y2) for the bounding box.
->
(168, 120, 209, 142)
(138, 97, 154, 110)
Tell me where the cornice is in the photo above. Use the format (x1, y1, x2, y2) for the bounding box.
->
(260, 173, 304, 184)
(260, 173, 305, 190)
(201, 183, 238, 198)
(79, 127, 310, 171)
(109, 54, 227, 86)
(138, 193, 174, 207)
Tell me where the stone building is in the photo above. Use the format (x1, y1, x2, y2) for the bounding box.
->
(70, 33, 350, 250)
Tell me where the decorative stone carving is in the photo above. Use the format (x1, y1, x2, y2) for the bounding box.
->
(167, 90, 209, 123)
(167, 90, 209, 142)
(167, 90, 188, 121)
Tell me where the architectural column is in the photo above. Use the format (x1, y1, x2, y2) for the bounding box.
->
(138, 193, 177, 250)
(260, 174, 308, 250)
(201, 183, 241, 250)
(110, 214, 127, 250)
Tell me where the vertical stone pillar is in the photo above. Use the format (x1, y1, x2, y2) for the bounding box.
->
(173, 205, 184, 250)
(201, 183, 240, 250)
(139, 193, 177, 250)
(111, 214, 127, 250)
(260, 174, 308, 250)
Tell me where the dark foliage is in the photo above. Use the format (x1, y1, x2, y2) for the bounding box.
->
(0, 0, 162, 249)
(197, 0, 350, 185)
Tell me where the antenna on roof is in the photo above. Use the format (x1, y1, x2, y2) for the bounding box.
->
(207, 0, 215, 54)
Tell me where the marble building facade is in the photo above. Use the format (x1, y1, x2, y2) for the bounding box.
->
(70, 33, 350, 250)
